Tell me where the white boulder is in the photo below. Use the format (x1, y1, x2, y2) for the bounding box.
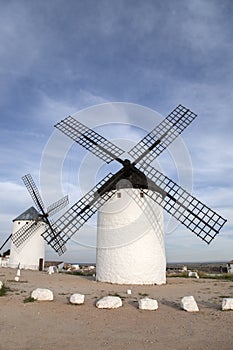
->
(48, 266, 58, 274)
(138, 297, 158, 310)
(96, 296, 122, 309)
(0, 280, 3, 289)
(69, 293, 85, 305)
(31, 288, 54, 301)
(222, 298, 233, 311)
(188, 271, 199, 279)
(181, 296, 199, 312)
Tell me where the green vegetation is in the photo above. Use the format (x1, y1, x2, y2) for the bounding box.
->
(108, 292, 125, 299)
(66, 270, 94, 277)
(198, 272, 233, 281)
(7, 279, 28, 283)
(167, 272, 189, 278)
(167, 271, 233, 281)
(138, 292, 149, 297)
(23, 296, 36, 303)
(0, 284, 11, 296)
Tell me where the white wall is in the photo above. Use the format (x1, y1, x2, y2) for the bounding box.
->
(227, 263, 233, 273)
(9, 220, 45, 270)
(96, 188, 166, 285)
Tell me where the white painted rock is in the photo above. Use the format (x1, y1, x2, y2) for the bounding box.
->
(138, 297, 158, 310)
(48, 266, 58, 274)
(222, 298, 233, 311)
(181, 296, 199, 312)
(69, 293, 85, 305)
(31, 288, 54, 301)
(96, 296, 122, 309)
(0, 280, 3, 289)
(188, 271, 199, 279)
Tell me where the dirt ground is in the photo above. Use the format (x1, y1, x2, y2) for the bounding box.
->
(0, 268, 233, 350)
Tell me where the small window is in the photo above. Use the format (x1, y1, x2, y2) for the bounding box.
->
(140, 192, 144, 198)
(18, 222, 20, 225)
(117, 192, 121, 198)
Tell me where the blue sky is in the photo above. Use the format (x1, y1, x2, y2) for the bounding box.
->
(0, 0, 232, 263)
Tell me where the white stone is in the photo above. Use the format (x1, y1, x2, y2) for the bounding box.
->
(181, 296, 199, 312)
(96, 189, 166, 285)
(31, 288, 54, 301)
(188, 271, 199, 279)
(222, 298, 233, 311)
(14, 276, 20, 282)
(138, 297, 158, 310)
(48, 266, 58, 274)
(96, 296, 122, 309)
(127, 289, 132, 295)
(69, 293, 85, 305)
(0, 280, 3, 289)
(71, 264, 80, 271)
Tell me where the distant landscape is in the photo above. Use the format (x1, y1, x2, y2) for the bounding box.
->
(58, 261, 230, 274)
(166, 261, 229, 273)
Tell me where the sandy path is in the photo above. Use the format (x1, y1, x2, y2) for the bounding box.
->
(0, 268, 233, 350)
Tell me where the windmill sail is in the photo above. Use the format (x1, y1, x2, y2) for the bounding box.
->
(47, 195, 69, 216)
(141, 163, 227, 243)
(12, 221, 44, 248)
(22, 174, 46, 213)
(14, 174, 69, 250)
(129, 105, 197, 165)
(42, 173, 116, 254)
(55, 116, 125, 163)
(48, 104, 227, 256)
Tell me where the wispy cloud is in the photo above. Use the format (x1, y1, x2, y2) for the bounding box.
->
(0, 0, 232, 262)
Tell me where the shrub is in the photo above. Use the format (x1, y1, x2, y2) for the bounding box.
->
(0, 284, 10, 296)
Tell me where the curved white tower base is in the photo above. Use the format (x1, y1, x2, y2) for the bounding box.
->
(9, 208, 46, 270)
(96, 189, 166, 285)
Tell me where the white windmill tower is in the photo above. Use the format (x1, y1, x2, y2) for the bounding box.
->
(9, 207, 46, 270)
(41, 105, 226, 284)
(5, 174, 68, 270)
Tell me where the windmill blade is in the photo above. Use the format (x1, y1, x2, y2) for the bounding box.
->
(0, 234, 12, 252)
(55, 116, 125, 164)
(43, 219, 67, 256)
(47, 195, 69, 217)
(129, 105, 197, 165)
(22, 174, 46, 213)
(140, 163, 227, 243)
(42, 173, 116, 254)
(12, 221, 44, 248)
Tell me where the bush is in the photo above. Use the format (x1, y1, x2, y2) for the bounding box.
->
(0, 284, 10, 296)
(23, 296, 36, 303)
(196, 271, 233, 281)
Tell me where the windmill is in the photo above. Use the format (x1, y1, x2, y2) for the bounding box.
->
(8, 174, 68, 270)
(41, 104, 227, 284)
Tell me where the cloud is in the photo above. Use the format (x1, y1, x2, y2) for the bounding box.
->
(0, 0, 232, 262)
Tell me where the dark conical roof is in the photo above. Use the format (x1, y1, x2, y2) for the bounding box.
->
(13, 207, 40, 222)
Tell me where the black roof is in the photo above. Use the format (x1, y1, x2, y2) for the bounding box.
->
(13, 207, 40, 222)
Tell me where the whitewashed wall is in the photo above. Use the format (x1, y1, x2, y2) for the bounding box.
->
(9, 220, 45, 270)
(96, 188, 166, 285)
